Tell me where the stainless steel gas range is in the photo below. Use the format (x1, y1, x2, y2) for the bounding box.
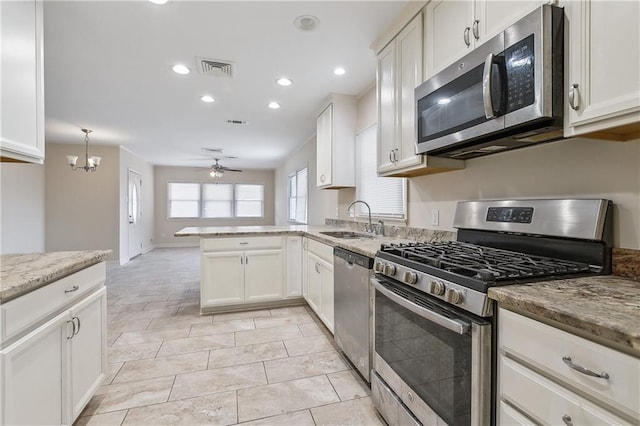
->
(370, 199, 613, 426)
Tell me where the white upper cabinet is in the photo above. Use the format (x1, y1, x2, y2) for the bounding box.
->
(376, 11, 464, 177)
(316, 94, 357, 189)
(563, 0, 640, 140)
(424, 0, 544, 78)
(0, 0, 45, 164)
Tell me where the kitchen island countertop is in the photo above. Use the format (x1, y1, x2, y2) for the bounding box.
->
(0, 250, 111, 303)
(489, 275, 640, 355)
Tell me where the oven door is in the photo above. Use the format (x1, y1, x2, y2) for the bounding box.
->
(372, 276, 491, 426)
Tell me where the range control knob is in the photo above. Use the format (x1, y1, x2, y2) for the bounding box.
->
(374, 262, 384, 273)
(444, 288, 464, 304)
(403, 271, 418, 285)
(428, 280, 446, 296)
(383, 264, 396, 276)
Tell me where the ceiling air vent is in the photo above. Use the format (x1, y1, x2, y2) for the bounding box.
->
(197, 57, 235, 78)
(226, 120, 247, 125)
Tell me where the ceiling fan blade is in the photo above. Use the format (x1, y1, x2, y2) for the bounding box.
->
(220, 167, 243, 172)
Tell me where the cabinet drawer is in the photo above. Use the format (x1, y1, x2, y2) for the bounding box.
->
(307, 238, 334, 264)
(1, 263, 105, 344)
(499, 308, 640, 417)
(500, 355, 631, 425)
(201, 236, 283, 252)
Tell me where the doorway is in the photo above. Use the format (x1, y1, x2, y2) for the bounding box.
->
(128, 169, 143, 260)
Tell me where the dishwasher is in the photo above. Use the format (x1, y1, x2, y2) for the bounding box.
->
(334, 246, 374, 382)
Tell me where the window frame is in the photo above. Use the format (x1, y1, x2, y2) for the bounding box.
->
(287, 166, 308, 225)
(166, 181, 266, 220)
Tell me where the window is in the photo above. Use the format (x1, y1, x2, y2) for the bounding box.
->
(288, 167, 308, 224)
(167, 182, 265, 219)
(355, 125, 406, 219)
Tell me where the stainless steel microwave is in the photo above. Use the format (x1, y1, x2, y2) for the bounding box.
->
(415, 5, 564, 160)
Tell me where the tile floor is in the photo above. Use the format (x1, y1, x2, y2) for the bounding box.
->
(75, 247, 384, 426)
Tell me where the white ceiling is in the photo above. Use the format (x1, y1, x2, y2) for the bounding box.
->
(43, 0, 408, 169)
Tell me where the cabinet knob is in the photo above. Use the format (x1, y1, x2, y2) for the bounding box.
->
(463, 27, 471, 47)
(569, 84, 580, 111)
(562, 415, 574, 426)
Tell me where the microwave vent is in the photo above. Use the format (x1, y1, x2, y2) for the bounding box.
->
(198, 57, 235, 78)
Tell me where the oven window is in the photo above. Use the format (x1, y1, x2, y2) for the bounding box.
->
(375, 287, 471, 425)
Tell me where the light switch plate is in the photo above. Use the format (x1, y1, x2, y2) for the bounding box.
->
(431, 209, 439, 226)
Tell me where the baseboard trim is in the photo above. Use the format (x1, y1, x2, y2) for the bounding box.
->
(200, 298, 306, 315)
(153, 242, 199, 248)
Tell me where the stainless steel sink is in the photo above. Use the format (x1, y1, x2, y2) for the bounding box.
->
(319, 231, 374, 239)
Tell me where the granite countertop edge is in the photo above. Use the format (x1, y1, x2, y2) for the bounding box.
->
(1, 250, 112, 303)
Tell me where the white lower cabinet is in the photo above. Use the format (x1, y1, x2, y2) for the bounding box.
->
(244, 249, 284, 302)
(304, 239, 334, 333)
(285, 236, 303, 298)
(0, 284, 107, 425)
(497, 308, 640, 425)
(202, 251, 245, 306)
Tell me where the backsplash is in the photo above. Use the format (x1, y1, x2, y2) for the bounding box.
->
(325, 219, 456, 242)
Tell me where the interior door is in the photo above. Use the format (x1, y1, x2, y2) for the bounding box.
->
(127, 169, 143, 260)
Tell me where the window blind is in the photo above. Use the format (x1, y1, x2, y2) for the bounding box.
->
(202, 183, 233, 218)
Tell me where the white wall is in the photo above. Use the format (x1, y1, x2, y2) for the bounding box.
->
(154, 166, 276, 246)
(0, 163, 45, 253)
(45, 143, 120, 260)
(119, 147, 155, 264)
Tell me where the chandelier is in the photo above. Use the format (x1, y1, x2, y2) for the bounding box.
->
(67, 129, 101, 172)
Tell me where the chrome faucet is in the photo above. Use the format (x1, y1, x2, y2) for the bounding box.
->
(347, 200, 374, 234)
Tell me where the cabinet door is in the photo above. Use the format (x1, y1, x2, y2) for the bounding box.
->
(306, 252, 323, 316)
(0, 0, 44, 163)
(475, 0, 544, 44)
(565, 0, 640, 137)
(377, 41, 397, 174)
(319, 262, 334, 333)
(244, 249, 284, 302)
(70, 287, 107, 421)
(395, 12, 424, 170)
(424, 0, 474, 78)
(285, 236, 302, 298)
(316, 104, 333, 187)
(201, 251, 245, 307)
(0, 311, 70, 425)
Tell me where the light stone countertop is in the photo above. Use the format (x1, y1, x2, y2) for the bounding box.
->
(0, 250, 111, 303)
(488, 275, 640, 355)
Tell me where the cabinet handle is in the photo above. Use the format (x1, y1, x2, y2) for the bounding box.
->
(568, 84, 580, 111)
(562, 415, 574, 426)
(239, 242, 249, 245)
(562, 356, 610, 379)
(472, 20, 480, 40)
(315, 263, 320, 273)
(245, 256, 248, 264)
(73, 316, 81, 336)
(393, 149, 398, 162)
(463, 27, 471, 47)
(67, 319, 76, 339)
(320, 174, 325, 183)
(389, 151, 394, 163)
(65, 285, 79, 294)
(240, 256, 243, 264)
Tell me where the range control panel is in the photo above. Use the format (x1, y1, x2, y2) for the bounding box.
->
(486, 207, 534, 223)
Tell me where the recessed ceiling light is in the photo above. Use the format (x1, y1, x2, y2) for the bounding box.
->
(334, 67, 346, 76)
(276, 77, 292, 87)
(200, 95, 215, 103)
(149, 0, 168, 4)
(294, 15, 320, 31)
(172, 64, 190, 75)
(268, 102, 281, 109)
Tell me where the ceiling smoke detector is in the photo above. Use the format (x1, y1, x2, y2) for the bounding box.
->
(197, 57, 235, 78)
(294, 15, 319, 31)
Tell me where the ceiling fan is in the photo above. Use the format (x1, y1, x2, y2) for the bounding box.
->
(205, 158, 243, 178)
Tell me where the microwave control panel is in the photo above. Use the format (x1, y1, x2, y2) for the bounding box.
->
(505, 34, 535, 113)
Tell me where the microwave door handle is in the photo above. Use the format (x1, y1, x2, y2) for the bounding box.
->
(482, 53, 496, 119)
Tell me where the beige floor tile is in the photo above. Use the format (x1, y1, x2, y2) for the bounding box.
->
(110, 308, 179, 323)
(269, 306, 311, 317)
(175, 304, 200, 316)
(108, 302, 148, 314)
(237, 375, 340, 422)
(253, 314, 315, 329)
(189, 319, 255, 337)
(84, 376, 174, 415)
(156, 333, 234, 357)
(298, 321, 331, 337)
(122, 392, 237, 425)
(208, 341, 288, 369)
(108, 341, 161, 363)
(264, 350, 350, 383)
(168, 293, 200, 302)
(327, 370, 371, 401)
(114, 294, 169, 305)
(310, 397, 384, 426)
(147, 314, 212, 329)
(170, 362, 267, 401)
(108, 319, 152, 333)
(235, 324, 303, 346)
(75, 410, 128, 426)
(112, 327, 190, 346)
(107, 332, 121, 347)
(238, 410, 315, 426)
(103, 363, 124, 385)
(113, 351, 208, 383)
(213, 309, 272, 322)
(283, 334, 337, 356)
(142, 300, 185, 311)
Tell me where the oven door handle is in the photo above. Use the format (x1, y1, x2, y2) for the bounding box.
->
(372, 279, 471, 335)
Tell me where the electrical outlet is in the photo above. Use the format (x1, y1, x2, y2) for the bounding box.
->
(431, 209, 439, 226)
